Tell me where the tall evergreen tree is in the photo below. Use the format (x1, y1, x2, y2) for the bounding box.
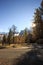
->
(7, 29, 13, 45)
(11, 25, 16, 43)
(23, 28, 29, 43)
(32, 0, 43, 41)
(39, 0, 43, 38)
(39, 0, 43, 16)
(2, 34, 6, 45)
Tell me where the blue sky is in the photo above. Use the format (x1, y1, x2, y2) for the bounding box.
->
(0, 0, 41, 32)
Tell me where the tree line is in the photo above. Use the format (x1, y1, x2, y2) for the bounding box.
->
(2, 26, 32, 45)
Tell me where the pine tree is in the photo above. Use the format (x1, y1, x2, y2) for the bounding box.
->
(7, 29, 13, 45)
(39, 0, 43, 38)
(2, 35, 6, 45)
(11, 25, 16, 43)
(32, 0, 43, 41)
(23, 28, 28, 43)
(39, 0, 43, 16)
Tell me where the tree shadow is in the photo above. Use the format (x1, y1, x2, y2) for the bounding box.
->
(13, 50, 43, 65)
(0, 46, 6, 49)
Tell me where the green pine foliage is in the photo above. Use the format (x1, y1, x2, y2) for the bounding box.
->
(32, 0, 43, 41)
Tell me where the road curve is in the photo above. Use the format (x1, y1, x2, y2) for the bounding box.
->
(0, 47, 31, 59)
(0, 47, 32, 65)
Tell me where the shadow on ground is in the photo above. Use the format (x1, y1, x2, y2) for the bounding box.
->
(13, 50, 43, 65)
(0, 46, 6, 49)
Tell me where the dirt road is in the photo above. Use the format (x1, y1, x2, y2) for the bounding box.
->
(0, 47, 32, 65)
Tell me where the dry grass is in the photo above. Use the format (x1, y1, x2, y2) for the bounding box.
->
(0, 43, 30, 49)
